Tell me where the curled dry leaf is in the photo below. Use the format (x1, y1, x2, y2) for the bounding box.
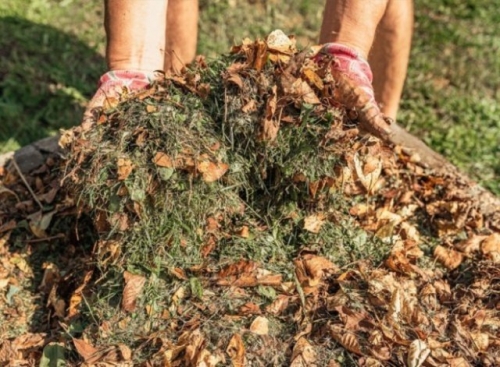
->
(117, 157, 134, 180)
(354, 153, 382, 194)
(434, 245, 464, 270)
(407, 339, 430, 367)
(152, 152, 173, 168)
(480, 233, 500, 262)
(330, 326, 363, 355)
(121, 271, 146, 312)
(226, 334, 245, 367)
(290, 338, 316, 367)
(197, 160, 229, 183)
(73, 338, 98, 363)
(266, 295, 290, 316)
(249, 316, 269, 335)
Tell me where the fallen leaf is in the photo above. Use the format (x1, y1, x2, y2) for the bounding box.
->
(407, 340, 430, 367)
(73, 338, 98, 363)
(152, 152, 173, 168)
(330, 326, 363, 355)
(146, 104, 157, 113)
(265, 295, 290, 316)
(197, 160, 229, 182)
(481, 233, 500, 262)
(434, 245, 463, 270)
(290, 338, 316, 367)
(303, 214, 325, 233)
(122, 271, 146, 312)
(226, 334, 245, 367)
(354, 153, 382, 194)
(117, 157, 134, 180)
(249, 316, 269, 335)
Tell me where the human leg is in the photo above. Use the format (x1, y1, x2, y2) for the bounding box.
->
(164, 0, 199, 72)
(369, 0, 414, 120)
(319, 0, 390, 59)
(105, 0, 168, 71)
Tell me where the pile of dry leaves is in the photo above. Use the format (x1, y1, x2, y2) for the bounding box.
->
(0, 30, 499, 366)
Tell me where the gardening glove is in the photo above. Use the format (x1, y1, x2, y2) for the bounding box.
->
(82, 70, 157, 126)
(315, 43, 391, 137)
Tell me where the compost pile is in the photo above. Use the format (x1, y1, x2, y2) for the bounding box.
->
(1, 31, 499, 367)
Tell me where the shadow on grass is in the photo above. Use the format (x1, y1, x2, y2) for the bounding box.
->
(0, 16, 105, 153)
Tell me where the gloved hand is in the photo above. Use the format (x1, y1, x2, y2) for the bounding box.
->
(82, 70, 157, 126)
(315, 43, 391, 137)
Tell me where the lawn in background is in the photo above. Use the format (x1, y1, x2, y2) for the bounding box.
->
(0, 0, 498, 193)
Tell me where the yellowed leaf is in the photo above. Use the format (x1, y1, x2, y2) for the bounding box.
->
(0, 278, 9, 290)
(146, 104, 157, 113)
(303, 214, 325, 233)
(407, 339, 430, 367)
(249, 316, 269, 335)
(226, 334, 245, 367)
(121, 271, 146, 312)
(266, 29, 295, 54)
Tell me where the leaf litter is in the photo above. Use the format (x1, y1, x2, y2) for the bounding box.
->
(0, 29, 498, 366)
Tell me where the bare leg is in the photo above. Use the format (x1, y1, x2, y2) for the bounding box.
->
(164, 0, 199, 72)
(369, 0, 414, 120)
(105, 0, 168, 71)
(319, 0, 389, 59)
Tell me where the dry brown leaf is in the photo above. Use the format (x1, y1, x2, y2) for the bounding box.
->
(122, 271, 146, 312)
(290, 338, 316, 367)
(239, 302, 261, 315)
(227, 73, 244, 88)
(146, 104, 157, 113)
(265, 295, 290, 316)
(354, 153, 382, 194)
(117, 157, 134, 180)
(481, 233, 500, 262)
(12, 333, 47, 350)
(434, 245, 463, 270)
(152, 152, 173, 168)
(447, 357, 471, 367)
(291, 78, 320, 105)
(226, 334, 245, 367)
(197, 160, 229, 182)
(471, 332, 489, 351)
(73, 338, 98, 363)
(266, 29, 295, 54)
(407, 339, 430, 367)
(455, 235, 487, 254)
(238, 226, 250, 238)
(249, 316, 269, 335)
(242, 99, 257, 113)
(302, 67, 324, 89)
(303, 214, 325, 234)
(330, 327, 363, 355)
(303, 254, 337, 285)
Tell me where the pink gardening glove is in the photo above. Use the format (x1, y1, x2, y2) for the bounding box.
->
(315, 43, 391, 136)
(82, 70, 157, 126)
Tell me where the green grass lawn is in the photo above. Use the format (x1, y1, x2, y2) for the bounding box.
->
(1, 0, 499, 193)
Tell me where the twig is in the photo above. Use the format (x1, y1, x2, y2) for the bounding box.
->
(11, 158, 44, 210)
